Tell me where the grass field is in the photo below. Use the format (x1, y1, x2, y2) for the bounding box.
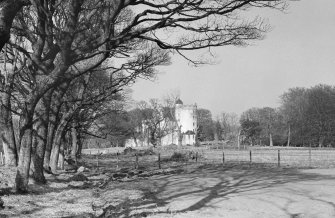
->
(82, 145, 335, 169)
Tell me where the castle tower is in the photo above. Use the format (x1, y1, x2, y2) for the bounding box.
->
(175, 99, 197, 145)
(175, 98, 183, 126)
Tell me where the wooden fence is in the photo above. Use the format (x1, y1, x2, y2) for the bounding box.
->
(2, 146, 334, 168)
(82, 146, 335, 170)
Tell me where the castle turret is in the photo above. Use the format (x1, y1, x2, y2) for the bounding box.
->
(175, 99, 183, 105)
(175, 99, 183, 124)
(175, 99, 197, 136)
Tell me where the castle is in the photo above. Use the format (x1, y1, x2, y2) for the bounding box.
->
(125, 99, 198, 147)
(161, 99, 198, 146)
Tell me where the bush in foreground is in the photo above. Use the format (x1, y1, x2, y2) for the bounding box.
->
(169, 152, 189, 162)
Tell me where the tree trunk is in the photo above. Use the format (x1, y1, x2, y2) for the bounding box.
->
(319, 136, 324, 148)
(76, 134, 82, 158)
(287, 124, 291, 147)
(214, 132, 219, 142)
(70, 123, 78, 162)
(146, 130, 150, 146)
(50, 130, 61, 173)
(50, 122, 67, 172)
(44, 85, 68, 168)
(14, 87, 38, 193)
(31, 124, 47, 184)
(44, 122, 55, 169)
(0, 89, 18, 166)
(0, 0, 29, 50)
(133, 134, 138, 147)
(269, 133, 273, 147)
(237, 130, 241, 150)
(2, 127, 17, 166)
(48, 89, 71, 172)
(31, 94, 51, 184)
(300, 125, 304, 146)
(58, 140, 64, 170)
(15, 128, 33, 193)
(194, 126, 198, 146)
(177, 126, 182, 147)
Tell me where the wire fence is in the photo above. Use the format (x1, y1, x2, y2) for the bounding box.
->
(2, 146, 335, 169)
(200, 149, 335, 168)
(81, 146, 335, 170)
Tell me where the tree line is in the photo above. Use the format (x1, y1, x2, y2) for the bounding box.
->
(240, 84, 335, 148)
(104, 84, 335, 150)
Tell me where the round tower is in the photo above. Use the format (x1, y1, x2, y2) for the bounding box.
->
(193, 103, 198, 133)
(175, 99, 183, 123)
(175, 98, 183, 106)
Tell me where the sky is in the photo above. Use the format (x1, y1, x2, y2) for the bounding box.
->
(130, 0, 335, 117)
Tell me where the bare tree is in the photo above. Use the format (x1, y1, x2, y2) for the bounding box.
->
(0, 0, 30, 50)
(280, 87, 309, 146)
(0, 0, 289, 192)
(219, 112, 240, 145)
(305, 85, 335, 147)
(0, 44, 20, 166)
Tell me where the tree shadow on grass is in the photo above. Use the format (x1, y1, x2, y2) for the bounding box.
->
(0, 169, 109, 217)
(2, 162, 335, 217)
(99, 163, 335, 217)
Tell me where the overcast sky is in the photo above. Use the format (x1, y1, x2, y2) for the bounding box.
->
(131, 0, 335, 117)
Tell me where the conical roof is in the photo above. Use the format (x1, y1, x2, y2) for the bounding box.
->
(175, 99, 183, 105)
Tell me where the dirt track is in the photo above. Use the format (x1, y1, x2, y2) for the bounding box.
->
(1, 163, 335, 217)
(136, 164, 335, 218)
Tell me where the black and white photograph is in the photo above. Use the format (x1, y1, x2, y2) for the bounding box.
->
(0, 0, 335, 217)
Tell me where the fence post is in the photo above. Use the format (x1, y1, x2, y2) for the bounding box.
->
(222, 151, 225, 164)
(96, 154, 99, 169)
(135, 153, 139, 169)
(278, 149, 280, 167)
(249, 150, 252, 163)
(0, 152, 3, 165)
(195, 152, 198, 162)
(158, 153, 161, 169)
(116, 152, 119, 169)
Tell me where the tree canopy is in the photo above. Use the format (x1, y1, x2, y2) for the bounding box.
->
(239, 84, 335, 148)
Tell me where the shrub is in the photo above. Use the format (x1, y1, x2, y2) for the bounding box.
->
(169, 152, 189, 162)
(163, 144, 178, 150)
(138, 148, 155, 156)
(123, 147, 136, 155)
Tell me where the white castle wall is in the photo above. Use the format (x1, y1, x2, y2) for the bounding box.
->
(176, 104, 197, 134)
(161, 131, 178, 145)
(175, 102, 197, 145)
(125, 138, 149, 147)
